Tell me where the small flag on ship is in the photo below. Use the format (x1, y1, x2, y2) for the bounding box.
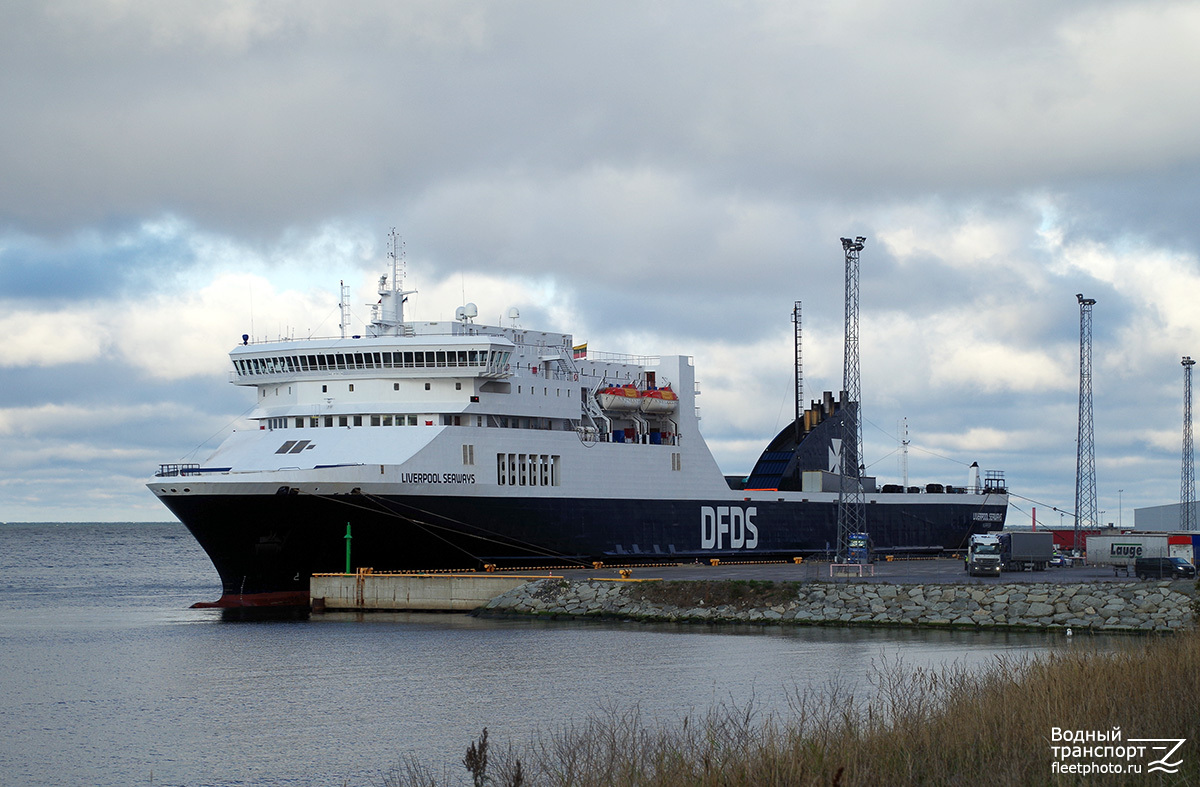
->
(573, 343, 587, 359)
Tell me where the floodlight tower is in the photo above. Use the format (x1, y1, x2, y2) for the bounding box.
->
(1182, 356, 1196, 531)
(793, 301, 803, 443)
(836, 236, 868, 562)
(1073, 294, 1098, 553)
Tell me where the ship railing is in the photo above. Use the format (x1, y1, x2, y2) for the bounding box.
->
(156, 463, 201, 477)
(583, 351, 660, 366)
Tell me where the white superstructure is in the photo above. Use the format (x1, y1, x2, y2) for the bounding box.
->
(154, 265, 727, 503)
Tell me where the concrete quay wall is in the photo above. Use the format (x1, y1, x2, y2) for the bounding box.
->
(311, 573, 539, 611)
(482, 579, 1197, 633)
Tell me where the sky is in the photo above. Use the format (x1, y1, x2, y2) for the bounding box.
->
(2, 0, 1199, 526)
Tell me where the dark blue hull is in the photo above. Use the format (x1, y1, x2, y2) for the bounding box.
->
(162, 492, 1007, 605)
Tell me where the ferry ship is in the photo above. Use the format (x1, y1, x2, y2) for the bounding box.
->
(150, 251, 1008, 607)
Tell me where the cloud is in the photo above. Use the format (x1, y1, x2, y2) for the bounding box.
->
(3, 2, 1198, 235)
(0, 1, 1198, 523)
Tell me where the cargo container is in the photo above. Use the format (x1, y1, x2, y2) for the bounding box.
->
(1168, 534, 1195, 564)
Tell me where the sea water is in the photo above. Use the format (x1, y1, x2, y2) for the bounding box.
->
(0, 522, 1118, 787)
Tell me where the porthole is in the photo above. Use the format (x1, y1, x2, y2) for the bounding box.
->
(183, 488, 191, 493)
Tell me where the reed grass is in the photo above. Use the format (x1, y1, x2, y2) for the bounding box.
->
(386, 629, 1200, 786)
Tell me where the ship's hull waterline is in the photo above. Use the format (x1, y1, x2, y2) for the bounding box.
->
(161, 491, 1007, 606)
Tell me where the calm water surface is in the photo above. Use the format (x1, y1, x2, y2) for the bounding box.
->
(0, 523, 1126, 787)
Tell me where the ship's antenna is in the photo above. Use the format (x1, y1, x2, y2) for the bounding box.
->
(387, 228, 406, 294)
(338, 280, 351, 339)
(793, 300, 803, 444)
(1074, 293, 1098, 552)
(372, 228, 416, 336)
(835, 236, 868, 563)
(1182, 356, 1196, 531)
(901, 417, 910, 489)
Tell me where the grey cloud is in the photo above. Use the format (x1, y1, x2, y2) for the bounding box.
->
(3, 2, 1192, 236)
(0, 1, 1195, 521)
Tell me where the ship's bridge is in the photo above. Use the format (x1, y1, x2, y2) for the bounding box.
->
(229, 334, 517, 385)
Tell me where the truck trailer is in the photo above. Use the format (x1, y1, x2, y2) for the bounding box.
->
(1086, 534, 1168, 569)
(999, 531, 1054, 571)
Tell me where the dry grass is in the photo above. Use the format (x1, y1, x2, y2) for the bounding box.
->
(386, 630, 1200, 786)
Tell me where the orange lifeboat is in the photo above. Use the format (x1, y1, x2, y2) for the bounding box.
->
(596, 384, 642, 411)
(640, 386, 679, 414)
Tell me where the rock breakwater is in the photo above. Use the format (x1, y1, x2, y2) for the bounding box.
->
(481, 579, 1196, 633)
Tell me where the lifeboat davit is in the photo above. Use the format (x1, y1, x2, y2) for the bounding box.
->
(640, 386, 679, 414)
(596, 384, 642, 411)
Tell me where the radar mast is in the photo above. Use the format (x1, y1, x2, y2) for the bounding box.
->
(369, 228, 418, 337)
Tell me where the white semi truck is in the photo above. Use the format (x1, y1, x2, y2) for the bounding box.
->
(965, 533, 1002, 577)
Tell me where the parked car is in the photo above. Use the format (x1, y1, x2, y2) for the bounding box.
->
(1134, 557, 1197, 580)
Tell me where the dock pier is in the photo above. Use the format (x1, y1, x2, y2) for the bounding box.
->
(310, 569, 556, 612)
